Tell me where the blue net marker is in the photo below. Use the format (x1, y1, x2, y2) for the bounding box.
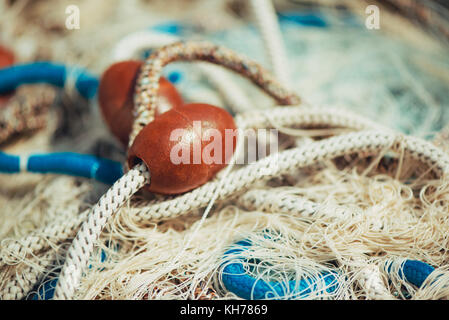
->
(277, 12, 328, 28)
(0, 151, 123, 185)
(0, 62, 99, 99)
(221, 236, 437, 300)
(386, 259, 435, 288)
(151, 21, 185, 35)
(221, 239, 339, 300)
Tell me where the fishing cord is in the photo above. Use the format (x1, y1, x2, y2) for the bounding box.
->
(0, 62, 98, 100)
(0, 84, 56, 144)
(0, 58, 124, 184)
(111, 29, 254, 114)
(0, 151, 122, 185)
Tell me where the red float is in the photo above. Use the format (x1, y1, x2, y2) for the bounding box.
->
(128, 103, 237, 195)
(98, 60, 183, 146)
(0, 45, 15, 106)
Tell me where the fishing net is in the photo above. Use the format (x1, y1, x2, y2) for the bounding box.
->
(1, 0, 449, 300)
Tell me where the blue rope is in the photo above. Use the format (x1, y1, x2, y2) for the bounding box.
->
(150, 21, 186, 35)
(221, 239, 339, 300)
(0, 62, 98, 99)
(221, 239, 437, 300)
(30, 278, 58, 300)
(0, 151, 123, 185)
(0, 152, 20, 173)
(403, 260, 435, 287)
(277, 12, 328, 28)
(391, 259, 435, 288)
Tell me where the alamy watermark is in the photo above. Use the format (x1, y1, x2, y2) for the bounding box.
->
(65, 5, 80, 30)
(66, 4, 380, 31)
(169, 121, 280, 173)
(365, 5, 380, 30)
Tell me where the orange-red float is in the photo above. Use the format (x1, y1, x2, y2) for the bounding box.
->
(0, 45, 15, 106)
(98, 60, 183, 145)
(128, 103, 237, 195)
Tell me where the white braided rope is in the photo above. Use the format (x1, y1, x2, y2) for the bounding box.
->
(33, 129, 449, 300)
(51, 131, 449, 298)
(237, 189, 358, 218)
(129, 130, 449, 222)
(0, 249, 56, 300)
(0, 211, 88, 268)
(357, 264, 394, 299)
(237, 105, 390, 132)
(53, 163, 150, 299)
(250, 0, 291, 86)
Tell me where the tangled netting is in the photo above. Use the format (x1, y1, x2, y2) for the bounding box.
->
(41, 40, 449, 300)
(2, 37, 449, 299)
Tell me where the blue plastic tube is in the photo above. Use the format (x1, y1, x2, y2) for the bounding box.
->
(0, 62, 98, 99)
(0, 151, 123, 185)
(221, 239, 437, 300)
(221, 239, 339, 300)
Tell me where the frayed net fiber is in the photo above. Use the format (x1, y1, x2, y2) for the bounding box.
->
(1, 0, 449, 300)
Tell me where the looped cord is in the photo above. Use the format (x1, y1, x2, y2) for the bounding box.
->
(111, 30, 255, 114)
(129, 40, 302, 147)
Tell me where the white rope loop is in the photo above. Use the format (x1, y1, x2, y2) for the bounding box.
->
(111, 30, 254, 113)
(130, 40, 301, 147)
(236, 105, 391, 132)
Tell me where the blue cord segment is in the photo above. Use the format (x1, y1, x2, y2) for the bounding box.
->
(402, 260, 435, 288)
(221, 240, 437, 299)
(0, 152, 20, 173)
(26, 152, 123, 185)
(221, 240, 339, 300)
(0, 151, 123, 185)
(385, 259, 435, 288)
(168, 71, 182, 84)
(278, 12, 328, 28)
(151, 21, 185, 35)
(0, 62, 98, 99)
(30, 278, 58, 300)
